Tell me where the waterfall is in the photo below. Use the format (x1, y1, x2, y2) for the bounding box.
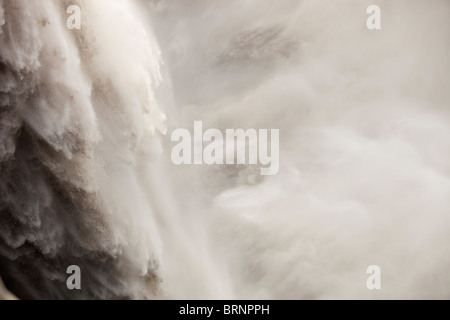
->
(1, 0, 450, 299)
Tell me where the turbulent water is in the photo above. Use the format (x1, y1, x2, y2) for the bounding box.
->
(1, 0, 450, 299)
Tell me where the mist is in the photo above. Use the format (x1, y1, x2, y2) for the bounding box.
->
(1, 0, 450, 299)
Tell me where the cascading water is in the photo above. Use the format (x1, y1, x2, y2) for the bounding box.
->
(1, 0, 450, 300)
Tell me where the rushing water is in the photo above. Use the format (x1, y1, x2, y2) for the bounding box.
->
(1, 0, 450, 299)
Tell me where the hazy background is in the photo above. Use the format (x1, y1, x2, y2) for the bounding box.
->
(1, 0, 450, 299)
